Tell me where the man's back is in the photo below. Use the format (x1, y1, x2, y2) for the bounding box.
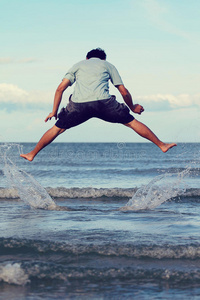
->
(64, 58, 123, 103)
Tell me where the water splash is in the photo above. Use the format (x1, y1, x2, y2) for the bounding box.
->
(1, 143, 68, 210)
(121, 168, 190, 211)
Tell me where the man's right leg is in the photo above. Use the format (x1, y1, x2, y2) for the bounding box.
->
(20, 125, 66, 161)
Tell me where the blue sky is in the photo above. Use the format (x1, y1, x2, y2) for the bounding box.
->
(0, 0, 199, 143)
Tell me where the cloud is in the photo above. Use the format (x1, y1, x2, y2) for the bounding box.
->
(0, 83, 52, 111)
(0, 84, 28, 103)
(137, 93, 200, 111)
(0, 58, 14, 64)
(0, 83, 199, 113)
(0, 57, 38, 64)
(143, 0, 168, 16)
(142, 0, 193, 41)
(17, 58, 38, 64)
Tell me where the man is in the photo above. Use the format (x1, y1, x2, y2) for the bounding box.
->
(20, 48, 176, 161)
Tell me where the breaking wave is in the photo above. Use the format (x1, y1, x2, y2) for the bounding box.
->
(0, 187, 199, 200)
(1, 238, 200, 286)
(1, 238, 200, 260)
(1, 262, 200, 286)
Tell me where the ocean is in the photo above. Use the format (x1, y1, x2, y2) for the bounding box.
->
(0, 142, 200, 299)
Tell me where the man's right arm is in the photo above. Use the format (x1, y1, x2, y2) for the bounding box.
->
(116, 85, 144, 115)
(45, 78, 71, 122)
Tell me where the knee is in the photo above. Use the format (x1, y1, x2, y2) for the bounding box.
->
(124, 119, 137, 128)
(53, 125, 66, 135)
(58, 128, 66, 134)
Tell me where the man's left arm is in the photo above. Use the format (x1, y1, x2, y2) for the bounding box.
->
(116, 85, 144, 115)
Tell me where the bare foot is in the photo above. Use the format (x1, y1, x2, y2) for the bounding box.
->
(160, 143, 177, 153)
(20, 153, 34, 161)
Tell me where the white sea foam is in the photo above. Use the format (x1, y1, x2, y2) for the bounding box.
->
(0, 186, 199, 200)
(2, 237, 200, 259)
(0, 187, 19, 198)
(121, 168, 191, 211)
(46, 187, 136, 199)
(1, 260, 200, 286)
(0, 263, 29, 285)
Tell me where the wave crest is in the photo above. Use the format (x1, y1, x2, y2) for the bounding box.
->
(0, 187, 200, 200)
(1, 238, 200, 259)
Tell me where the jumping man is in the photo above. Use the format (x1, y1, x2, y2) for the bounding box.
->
(20, 48, 176, 161)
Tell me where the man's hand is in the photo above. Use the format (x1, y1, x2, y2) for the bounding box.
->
(45, 112, 57, 122)
(45, 79, 71, 123)
(132, 104, 144, 115)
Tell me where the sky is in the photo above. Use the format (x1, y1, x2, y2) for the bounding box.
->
(0, 0, 199, 143)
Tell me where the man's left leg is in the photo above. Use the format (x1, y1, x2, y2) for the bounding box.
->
(125, 119, 177, 153)
(20, 125, 66, 161)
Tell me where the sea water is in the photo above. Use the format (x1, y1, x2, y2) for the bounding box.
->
(0, 142, 200, 299)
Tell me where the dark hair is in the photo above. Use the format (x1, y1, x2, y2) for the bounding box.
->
(86, 48, 106, 60)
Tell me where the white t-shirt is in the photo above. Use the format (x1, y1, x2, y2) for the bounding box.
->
(63, 57, 123, 103)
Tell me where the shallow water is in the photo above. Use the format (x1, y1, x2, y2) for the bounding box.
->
(0, 142, 200, 299)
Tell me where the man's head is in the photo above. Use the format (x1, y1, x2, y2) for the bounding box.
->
(86, 48, 106, 60)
